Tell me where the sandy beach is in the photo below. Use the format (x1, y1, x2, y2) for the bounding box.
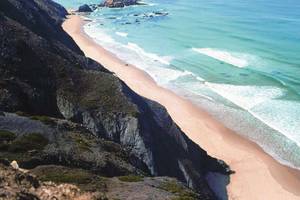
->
(63, 15, 300, 200)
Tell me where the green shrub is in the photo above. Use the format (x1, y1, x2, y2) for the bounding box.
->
(118, 175, 143, 182)
(159, 181, 198, 200)
(32, 166, 107, 191)
(9, 133, 48, 152)
(0, 152, 31, 163)
(15, 111, 29, 117)
(0, 143, 9, 151)
(0, 130, 16, 142)
(71, 134, 92, 152)
(101, 140, 121, 152)
(39, 168, 92, 184)
(30, 115, 54, 125)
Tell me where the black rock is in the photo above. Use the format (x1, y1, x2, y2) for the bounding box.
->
(154, 11, 169, 16)
(89, 4, 99, 10)
(77, 4, 93, 12)
(99, 0, 138, 8)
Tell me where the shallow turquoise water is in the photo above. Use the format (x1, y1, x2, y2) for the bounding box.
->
(56, 0, 300, 169)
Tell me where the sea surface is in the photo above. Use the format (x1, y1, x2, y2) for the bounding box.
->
(56, 0, 300, 169)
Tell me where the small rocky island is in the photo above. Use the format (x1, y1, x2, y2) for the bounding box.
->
(100, 0, 139, 8)
(0, 0, 231, 199)
(77, 0, 145, 11)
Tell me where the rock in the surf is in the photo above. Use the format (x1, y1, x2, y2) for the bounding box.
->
(99, 0, 139, 8)
(77, 4, 93, 12)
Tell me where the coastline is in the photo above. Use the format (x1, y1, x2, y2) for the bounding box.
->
(62, 15, 300, 200)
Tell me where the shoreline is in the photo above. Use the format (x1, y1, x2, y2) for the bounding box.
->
(62, 15, 300, 200)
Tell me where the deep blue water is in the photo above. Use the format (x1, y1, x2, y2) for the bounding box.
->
(56, 0, 300, 169)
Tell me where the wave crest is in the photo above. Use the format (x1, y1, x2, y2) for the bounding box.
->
(192, 48, 257, 68)
(116, 31, 128, 37)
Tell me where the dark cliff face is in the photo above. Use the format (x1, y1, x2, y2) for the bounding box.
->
(0, 0, 104, 116)
(0, 0, 81, 53)
(0, 0, 230, 199)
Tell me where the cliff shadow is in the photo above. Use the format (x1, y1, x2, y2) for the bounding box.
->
(206, 172, 230, 200)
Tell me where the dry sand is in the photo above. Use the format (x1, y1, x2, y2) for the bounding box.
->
(63, 15, 300, 200)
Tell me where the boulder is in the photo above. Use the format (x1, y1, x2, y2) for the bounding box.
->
(77, 4, 92, 12)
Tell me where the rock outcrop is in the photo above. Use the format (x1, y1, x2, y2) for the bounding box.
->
(0, 0, 231, 199)
(0, 160, 101, 200)
(77, 4, 93, 12)
(99, 0, 139, 8)
(0, 159, 200, 200)
(0, 112, 140, 176)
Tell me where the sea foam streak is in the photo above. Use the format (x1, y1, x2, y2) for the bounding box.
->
(192, 48, 250, 68)
(116, 31, 128, 37)
(84, 24, 179, 84)
(206, 83, 285, 110)
(126, 42, 173, 65)
(206, 82, 300, 146)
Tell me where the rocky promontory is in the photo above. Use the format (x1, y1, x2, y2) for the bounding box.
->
(0, 0, 231, 199)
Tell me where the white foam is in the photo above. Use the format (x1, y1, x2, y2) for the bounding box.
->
(147, 3, 157, 6)
(178, 82, 215, 102)
(206, 83, 285, 109)
(116, 31, 128, 37)
(192, 48, 256, 68)
(126, 42, 173, 65)
(84, 24, 207, 85)
(147, 68, 196, 84)
(138, 1, 157, 6)
(195, 76, 205, 82)
(84, 24, 179, 83)
(85, 23, 206, 85)
(81, 16, 93, 21)
(84, 23, 115, 44)
(250, 100, 300, 146)
(206, 82, 300, 146)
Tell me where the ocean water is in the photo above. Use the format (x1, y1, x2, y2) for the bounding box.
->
(56, 0, 300, 169)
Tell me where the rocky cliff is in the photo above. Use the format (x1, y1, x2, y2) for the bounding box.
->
(0, 0, 231, 199)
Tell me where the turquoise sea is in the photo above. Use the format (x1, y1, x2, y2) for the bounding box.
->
(55, 0, 300, 169)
